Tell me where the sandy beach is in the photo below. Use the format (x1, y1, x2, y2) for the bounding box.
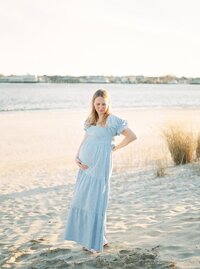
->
(0, 108, 200, 268)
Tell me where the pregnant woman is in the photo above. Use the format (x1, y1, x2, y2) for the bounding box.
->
(64, 89, 137, 254)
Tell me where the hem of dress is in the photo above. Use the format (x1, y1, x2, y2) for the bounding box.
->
(64, 206, 105, 252)
(64, 238, 104, 253)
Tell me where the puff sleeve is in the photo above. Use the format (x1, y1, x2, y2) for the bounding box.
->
(108, 114, 128, 136)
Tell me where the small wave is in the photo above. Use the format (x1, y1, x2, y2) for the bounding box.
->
(0, 107, 72, 113)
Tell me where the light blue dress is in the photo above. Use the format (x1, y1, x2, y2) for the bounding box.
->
(64, 114, 128, 252)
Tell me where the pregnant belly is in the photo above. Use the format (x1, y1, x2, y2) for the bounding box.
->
(79, 142, 98, 167)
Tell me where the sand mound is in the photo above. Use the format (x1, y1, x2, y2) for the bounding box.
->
(1, 238, 175, 269)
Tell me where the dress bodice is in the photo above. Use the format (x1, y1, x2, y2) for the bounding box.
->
(84, 114, 128, 142)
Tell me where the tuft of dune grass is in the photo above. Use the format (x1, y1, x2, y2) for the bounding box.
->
(155, 158, 168, 177)
(163, 124, 196, 165)
(196, 133, 200, 160)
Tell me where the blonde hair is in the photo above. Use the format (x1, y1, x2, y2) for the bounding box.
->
(86, 89, 111, 127)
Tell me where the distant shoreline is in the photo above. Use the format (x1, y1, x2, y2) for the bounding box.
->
(0, 81, 200, 85)
(0, 74, 200, 84)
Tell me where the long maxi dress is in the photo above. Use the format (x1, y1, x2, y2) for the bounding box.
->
(64, 114, 128, 252)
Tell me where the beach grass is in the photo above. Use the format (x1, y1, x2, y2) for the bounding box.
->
(196, 133, 200, 160)
(155, 158, 168, 177)
(163, 124, 196, 165)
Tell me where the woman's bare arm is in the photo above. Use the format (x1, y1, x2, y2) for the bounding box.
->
(112, 128, 137, 151)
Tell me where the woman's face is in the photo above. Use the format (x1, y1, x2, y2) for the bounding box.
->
(94, 96, 109, 115)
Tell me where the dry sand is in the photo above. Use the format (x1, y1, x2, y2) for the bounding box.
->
(0, 108, 200, 268)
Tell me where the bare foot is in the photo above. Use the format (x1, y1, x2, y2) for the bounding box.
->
(82, 247, 100, 255)
(82, 244, 108, 253)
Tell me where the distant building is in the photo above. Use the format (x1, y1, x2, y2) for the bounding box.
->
(86, 76, 109, 83)
(120, 76, 129, 83)
(128, 76, 137, 84)
(136, 75, 145, 83)
(189, 78, 200, 84)
(79, 77, 88, 83)
(0, 74, 38, 83)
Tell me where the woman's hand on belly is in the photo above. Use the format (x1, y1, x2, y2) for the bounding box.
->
(75, 157, 89, 170)
(80, 163, 89, 170)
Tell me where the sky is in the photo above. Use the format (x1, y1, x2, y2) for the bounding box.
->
(0, 0, 200, 77)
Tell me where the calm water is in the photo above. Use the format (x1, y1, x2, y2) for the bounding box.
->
(0, 83, 200, 112)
